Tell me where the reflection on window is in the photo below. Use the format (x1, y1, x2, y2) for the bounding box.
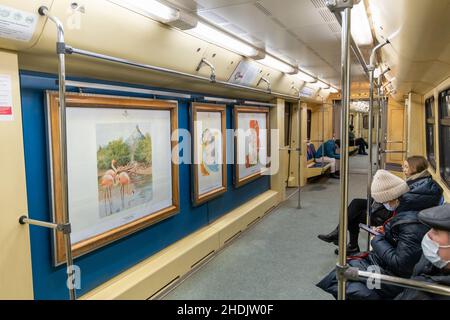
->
(425, 97, 436, 169)
(439, 89, 450, 187)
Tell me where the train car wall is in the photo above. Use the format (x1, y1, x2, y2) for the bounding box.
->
(0, 51, 34, 299)
(20, 71, 271, 299)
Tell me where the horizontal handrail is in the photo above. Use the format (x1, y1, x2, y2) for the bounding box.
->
(385, 140, 404, 144)
(65, 46, 301, 101)
(344, 267, 450, 297)
(381, 150, 407, 154)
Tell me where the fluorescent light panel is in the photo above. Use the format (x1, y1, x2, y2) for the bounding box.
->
(189, 22, 258, 57)
(111, 0, 179, 22)
(296, 71, 316, 82)
(351, 1, 373, 46)
(257, 54, 296, 74)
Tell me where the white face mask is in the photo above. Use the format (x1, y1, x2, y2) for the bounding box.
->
(421, 233, 450, 269)
(383, 201, 399, 212)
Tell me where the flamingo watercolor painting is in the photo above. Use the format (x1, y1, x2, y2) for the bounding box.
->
(96, 123, 153, 218)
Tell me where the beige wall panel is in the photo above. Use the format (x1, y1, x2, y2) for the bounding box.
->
(0, 51, 34, 299)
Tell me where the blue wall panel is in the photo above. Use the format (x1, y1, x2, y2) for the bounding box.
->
(20, 71, 270, 299)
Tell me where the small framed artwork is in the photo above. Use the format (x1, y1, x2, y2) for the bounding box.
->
(233, 106, 270, 188)
(46, 92, 179, 265)
(191, 103, 227, 206)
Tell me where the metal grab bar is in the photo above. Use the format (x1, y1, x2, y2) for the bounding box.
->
(344, 267, 450, 297)
(386, 141, 404, 144)
(63, 47, 299, 101)
(381, 150, 407, 154)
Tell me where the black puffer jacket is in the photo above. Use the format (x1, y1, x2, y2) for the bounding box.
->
(371, 210, 430, 278)
(370, 175, 443, 227)
(398, 175, 443, 213)
(396, 256, 450, 300)
(317, 209, 430, 299)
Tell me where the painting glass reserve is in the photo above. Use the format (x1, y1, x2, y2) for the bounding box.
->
(65, 107, 173, 244)
(196, 111, 223, 195)
(237, 111, 268, 181)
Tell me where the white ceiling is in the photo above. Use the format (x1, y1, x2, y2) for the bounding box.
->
(165, 0, 370, 87)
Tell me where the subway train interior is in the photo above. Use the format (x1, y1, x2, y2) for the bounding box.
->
(1, 0, 450, 303)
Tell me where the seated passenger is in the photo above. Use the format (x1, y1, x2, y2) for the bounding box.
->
(316, 170, 430, 300)
(315, 139, 340, 179)
(318, 156, 442, 255)
(396, 204, 450, 300)
(349, 125, 368, 155)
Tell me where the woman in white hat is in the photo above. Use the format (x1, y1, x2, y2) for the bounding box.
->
(317, 170, 431, 300)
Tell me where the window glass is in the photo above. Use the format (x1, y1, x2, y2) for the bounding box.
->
(425, 97, 436, 169)
(439, 90, 450, 187)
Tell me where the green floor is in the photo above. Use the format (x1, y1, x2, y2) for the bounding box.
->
(163, 153, 372, 300)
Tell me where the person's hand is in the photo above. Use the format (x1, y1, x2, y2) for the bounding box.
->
(373, 226, 384, 234)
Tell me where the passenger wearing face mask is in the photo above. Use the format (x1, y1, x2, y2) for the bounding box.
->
(318, 156, 442, 255)
(396, 204, 450, 300)
(317, 170, 431, 300)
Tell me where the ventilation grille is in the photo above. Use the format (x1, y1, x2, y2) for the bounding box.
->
(254, 2, 272, 16)
(311, 0, 327, 8)
(328, 23, 341, 33)
(319, 8, 335, 22)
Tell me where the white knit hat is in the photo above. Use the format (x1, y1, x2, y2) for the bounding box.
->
(371, 169, 410, 203)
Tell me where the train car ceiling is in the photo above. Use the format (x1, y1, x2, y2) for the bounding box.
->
(369, 0, 450, 101)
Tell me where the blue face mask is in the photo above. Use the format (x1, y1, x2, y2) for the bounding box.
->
(421, 233, 450, 269)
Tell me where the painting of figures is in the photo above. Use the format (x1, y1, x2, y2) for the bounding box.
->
(234, 106, 270, 188)
(47, 92, 179, 265)
(245, 119, 260, 168)
(96, 123, 153, 218)
(192, 103, 227, 206)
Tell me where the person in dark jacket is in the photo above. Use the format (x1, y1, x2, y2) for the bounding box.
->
(349, 125, 368, 155)
(316, 170, 430, 300)
(318, 156, 442, 255)
(315, 139, 340, 179)
(396, 204, 450, 300)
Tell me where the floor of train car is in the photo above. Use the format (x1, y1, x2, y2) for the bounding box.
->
(163, 151, 374, 300)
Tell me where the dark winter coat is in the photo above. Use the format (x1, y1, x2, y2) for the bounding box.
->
(370, 174, 443, 227)
(317, 210, 430, 299)
(395, 256, 450, 300)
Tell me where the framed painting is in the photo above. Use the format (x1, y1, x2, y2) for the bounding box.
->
(46, 92, 179, 265)
(233, 106, 270, 188)
(191, 103, 227, 206)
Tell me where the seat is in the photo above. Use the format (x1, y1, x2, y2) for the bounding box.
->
(306, 143, 332, 179)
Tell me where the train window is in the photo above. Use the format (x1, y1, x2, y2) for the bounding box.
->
(439, 89, 450, 187)
(425, 96, 436, 170)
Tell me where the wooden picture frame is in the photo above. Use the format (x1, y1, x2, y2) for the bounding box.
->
(191, 103, 227, 206)
(233, 106, 270, 188)
(46, 92, 179, 265)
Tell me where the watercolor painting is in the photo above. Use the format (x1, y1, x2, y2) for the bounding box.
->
(96, 123, 153, 217)
(200, 128, 220, 176)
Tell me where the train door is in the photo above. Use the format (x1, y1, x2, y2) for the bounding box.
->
(385, 98, 406, 171)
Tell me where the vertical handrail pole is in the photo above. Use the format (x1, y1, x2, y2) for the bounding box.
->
(338, 5, 352, 301)
(298, 101, 302, 209)
(39, 6, 76, 301)
(366, 69, 374, 250)
(375, 77, 382, 170)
